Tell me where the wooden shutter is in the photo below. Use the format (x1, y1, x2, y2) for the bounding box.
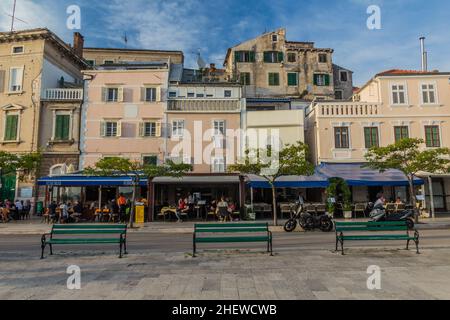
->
(62, 115, 70, 140)
(139, 122, 145, 137)
(55, 115, 63, 140)
(277, 52, 284, 62)
(116, 121, 122, 137)
(5, 115, 17, 140)
(234, 51, 240, 63)
(100, 122, 106, 137)
(117, 87, 124, 102)
(264, 52, 270, 63)
(141, 87, 146, 102)
(156, 87, 161, 102)
(102, 88, 107, 102)
(324, 74, 330, 86)
(249, 51, 255, 62)
(155, 121, 162, 137)
(0, 70, 5, 93)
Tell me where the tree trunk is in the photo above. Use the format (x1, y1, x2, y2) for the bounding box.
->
(271, 184, 278, 226)
(129, 176, 138, 228)
(408, 176, 419, 224)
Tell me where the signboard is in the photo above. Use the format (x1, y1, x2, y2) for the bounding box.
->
(135, 206, 145, 224)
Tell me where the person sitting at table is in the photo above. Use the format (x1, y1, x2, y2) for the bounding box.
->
(176, 197, 188, 222)
(217, 196, 230, 222)
(70, 201, 83, 223)
(395, 197, 404, 205)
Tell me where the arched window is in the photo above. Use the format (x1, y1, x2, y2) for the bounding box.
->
(49, 164, 66, 176)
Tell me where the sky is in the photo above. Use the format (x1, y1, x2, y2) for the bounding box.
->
(1, 0, 449, 86)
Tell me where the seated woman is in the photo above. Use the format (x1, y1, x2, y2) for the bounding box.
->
(216, 197, 230, 222)
(176, 197, 189, 222)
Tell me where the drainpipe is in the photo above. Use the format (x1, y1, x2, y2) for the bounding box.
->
(428, 176, 435, 219)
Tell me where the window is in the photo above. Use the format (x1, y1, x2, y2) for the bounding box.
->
(287, 52, 296, 63)
(86, 60, 95, 67)
(143, 155, 158, 166)
(187, 92, 195, 98)
(240, 72, 251, 85)
(12, 46, 24, 54)
(224, 90, 232, 98)
(3, 114, 19, 141)
(287, 73, 298, 86)
(101, 121, 119, 137)
(314, 74, 330, 86)
(172, 120, 185, 137)
(212, 157, 225, 173)
(339, 71, 348, 82)
(334, 90, 343, 100)
(334, 127, 349, 149)
(421, 83, 437, 104)
(196, 93, 204, 98)
(145, 87, 157, 102)
(234, 51, 255, 63)
(394, 126, 409, 142)
(143, 122, 156, 137)
(169, 91, 177, 98)
(103, 60, 114, 65)
(272, 34, 278, 42)
(263, 51, 283, 63)
(107, 88, 119, 102)
(425, 126, 440, 147)
(318, 53, 328, 63)
(268, 73, 280, 86)
(54, 114, 70, 141)
(364, 127, 379, 148)
(391, 84, 407, 105)
(213, 120, 225, 136)
(9, 67, 23, 92)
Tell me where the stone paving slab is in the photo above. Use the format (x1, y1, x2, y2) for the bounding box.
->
(2, 246, 450, 300)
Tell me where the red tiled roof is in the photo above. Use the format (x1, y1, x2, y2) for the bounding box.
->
(376, 69, 442, 76)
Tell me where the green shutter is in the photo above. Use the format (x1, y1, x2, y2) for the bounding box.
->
(425, 127, 432, 147)
(313, 74, 318, 86)
(364, 128, 370, 148)
(277, 52, 283, 62)
(55, 115, 70, 140)
(264, 52, 271, 63)
(288, 73, 297, 86)
(324, 74, 330, 86)
(5, 115, 18, 141)
(234, 51, 240, 63)
(372, 128, 379, 147)
(395, 127, 401, 142)
(249, 51, 255, 62)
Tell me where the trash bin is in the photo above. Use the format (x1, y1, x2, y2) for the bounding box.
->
(36, 201, 44, 215)
(135, 205, 145, 223)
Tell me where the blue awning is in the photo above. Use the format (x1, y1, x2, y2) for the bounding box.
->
(317, 163, 424, 187)
(247, 171, 329, 189)
(37, 175, 144, 187)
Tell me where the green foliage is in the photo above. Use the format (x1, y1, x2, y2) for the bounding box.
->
(365, 138, 450, 177)
(0, 151, 42, 180)
(142, 160, 193, 179)
(326, 178, 352, 213)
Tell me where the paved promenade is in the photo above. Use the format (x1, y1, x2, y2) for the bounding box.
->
(2, 229, 450, 300)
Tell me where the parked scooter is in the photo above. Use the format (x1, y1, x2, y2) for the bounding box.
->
(284, 202, 334, 232)
(368, 202, 415, 229)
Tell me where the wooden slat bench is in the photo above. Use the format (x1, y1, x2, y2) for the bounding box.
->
(40, 224, 128, 259)
(193, 223, 273, 257)
(335, 221, 420, 255)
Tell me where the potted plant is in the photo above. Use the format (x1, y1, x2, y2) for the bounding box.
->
(343, 202, 353, 219)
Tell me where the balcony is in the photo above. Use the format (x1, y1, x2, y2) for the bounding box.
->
(167, 99, 241, 112)
(43, 88, 83, 101)
(318, 102, 380, 117)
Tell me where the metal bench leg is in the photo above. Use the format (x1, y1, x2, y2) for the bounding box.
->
(340, 238, 345, 255)
(406, 239, 410, 250)
(335, 237, 339, 252)
(415, 240, 420, 254)
(49, 244, 53, 255)
(40, 243, 46, 259)
(193, 234, 196, 258)
(124, 239, 128, 255)
(270, 238, 273, 256)
(119, 242, 123, 258)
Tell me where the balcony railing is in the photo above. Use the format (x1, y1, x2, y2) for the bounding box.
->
(168, 99, 241, 112)
(318, 102, 380, 117)
(43, 88, 83, 101)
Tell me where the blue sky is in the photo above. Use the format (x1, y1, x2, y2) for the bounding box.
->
(1, 0, 449, 85)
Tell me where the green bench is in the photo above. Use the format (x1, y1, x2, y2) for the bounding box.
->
(193, 223, 273, 257)
(41, 224, 128, 259)
(335, 221, 420, 255)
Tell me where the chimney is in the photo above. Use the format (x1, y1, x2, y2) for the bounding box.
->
(73, 32, 84, 58)
(420, 36, 427, 72)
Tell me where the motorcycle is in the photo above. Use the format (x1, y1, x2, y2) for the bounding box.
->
(369, 203, 415, 229)
(284, 202, 334, 232)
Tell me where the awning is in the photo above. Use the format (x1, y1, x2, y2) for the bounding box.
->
(317, 163, 424, 187)
(37, 175, 136, 187)
(153, 175, 240, 184)
(247, 171, 329, 189)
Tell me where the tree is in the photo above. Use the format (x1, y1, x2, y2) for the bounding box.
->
(84, 157, 192, 227)
(0, 151, 42, 178)
(365, 138, 450, 222)
(228, 141, 314, 226)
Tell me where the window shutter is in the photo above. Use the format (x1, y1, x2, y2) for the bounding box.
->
(16, 67, 24, 90)
(264, 52, 270, 63)
(117, 87, 124, 102)
(5, 115, 13, 140)
(249, 51, 255, 62)
(155, 121, 162, 137)
(324, 74, 330, 86)
(364, 128, 371, 148)
(234, 51, 240, 63)
(138, 122, 144, 137)
(116, 121, 122, 137)
(102, 88, 107, 102)
(0, 70, 5, 93)
(141, 87, 146, 102)
(55, 115, 62, 140)
(100, 122, 106, 137)
(156, 87, 161, 102)
(313, 75, 318, 86)
(277, 52, 284, 62)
